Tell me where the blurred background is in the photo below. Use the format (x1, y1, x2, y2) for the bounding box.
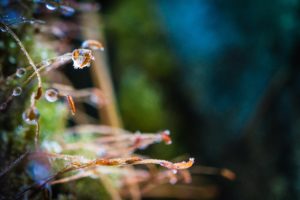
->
(2, 0, 300, 199)
(100, 0, 300, 199)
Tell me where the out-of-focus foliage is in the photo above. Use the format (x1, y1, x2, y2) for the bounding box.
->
(119, 69, 167, 131)
(105, 0, 183, 158)
(104, 0, 300, 199)
(37, 101, 68, 140)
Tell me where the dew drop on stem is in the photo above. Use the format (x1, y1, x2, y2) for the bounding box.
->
(16, 68, 26, 78)
(22, 107, 40, 125)
(12, 87, 22, 96)
(45, 88, 59, 102)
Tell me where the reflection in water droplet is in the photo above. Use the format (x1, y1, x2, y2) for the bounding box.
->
(16, 68, 26, 78)
(22, 107, 40, 125)
(46, 3, 57, 11)
(45, 88, 59, 102)
(72, 49, 94, 69)
(12, 87, 22, 96)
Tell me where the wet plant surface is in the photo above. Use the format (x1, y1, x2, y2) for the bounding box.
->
(0, 1, 208, 199)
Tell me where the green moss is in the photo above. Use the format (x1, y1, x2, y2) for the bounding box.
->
(37, 100, 68, 140)
(119, 69, 167, 132)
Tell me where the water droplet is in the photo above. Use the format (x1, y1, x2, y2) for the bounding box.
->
(72, 49, 94, 69)
(16, 68, 26, 78)
(45, 3, 57, 11)
(12, 87, 22, 96)
(45, 88, 59, 102)
(0, 27, 6, 32)
(22, 107, 40, 125)
(60, 5, 75, 16)
(89, 94, 100, 106)
(81, 40, 104, 51)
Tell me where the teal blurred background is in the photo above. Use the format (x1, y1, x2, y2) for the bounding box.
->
(102, 0, 300, 199)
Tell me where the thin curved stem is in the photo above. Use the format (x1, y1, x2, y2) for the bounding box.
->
(1, 23, 42, 98)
